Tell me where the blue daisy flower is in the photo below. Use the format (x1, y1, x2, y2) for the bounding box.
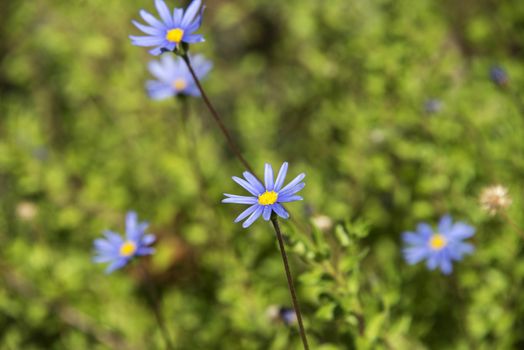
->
(222, 162, 306, 228)
(130, 0, 205, 56)
(490, 66, 508, 86)
(146, 54, 212, 99)
(93, 212, 156, 273)
(402, 215, 475, 275)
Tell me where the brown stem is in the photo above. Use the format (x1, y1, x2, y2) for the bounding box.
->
(270, 214, 310, 350)
(181, 54, 256, 176)
(138, 263, 175, 350)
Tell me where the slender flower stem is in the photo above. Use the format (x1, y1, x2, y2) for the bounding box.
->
(181, 53, 256, 176)
(270, 214, 310, 350)
(500, 211, 524, 240)
(138, 263, 175, 350)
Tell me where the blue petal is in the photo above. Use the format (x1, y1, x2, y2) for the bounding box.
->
(130, 35, 165, 46)
(137, 247, 155, 256)
(272, 204, 289, 219)
(438, 214, 453, 233)
(234, 204, 259, 223)
(439, 257, 453, 275)
(94, 239, 116, 253)
(403, 246, 429, 265)
(264, 163, 274, 191)
(173, 8, 184, 26)
(183, 34, 205, 44)
(416, 223, 433, 237)
(147, 81, 175, 100)
(142, 234, 156, 245)
(262, 206, 272, 221)
(402, 231, 427, 246)
(149, 46, 164, 56)
(426, 252, 440, 270)
(132, 20, 163, 36)
(243, 172, 265, 194)
(155, 0, 173, 26)
(274, 162, 288, 192)
(448, 223, 475, 240)
(93, 254, 117, 263)
(105, 258, 128, 274)
(222, 194, 258, 204)
(448, 242, 474, 260)
(181, 0, 202, 27)
(183, 85, 201, 97)
(279, 173, 306, 194)
(139, 9, 167, 30)
(232, 176, 260, 196)
(103, 230, 124, 246)
(126, 212, 138, 236)
(242, 206, 263, 228)
(278, 194, 303, 203)
(279, 183, 305, 199)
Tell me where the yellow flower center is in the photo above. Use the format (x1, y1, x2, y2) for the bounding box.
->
(172, 79, 187, 91)
(166, 28, 185, 43)
(258, 191, 278, 206)
(429, 234, 447, 251)
(119, 241, 137, 257)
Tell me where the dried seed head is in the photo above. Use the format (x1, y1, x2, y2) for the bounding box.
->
(480, 185, 512, 215)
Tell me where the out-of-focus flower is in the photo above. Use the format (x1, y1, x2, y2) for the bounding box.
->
(424, 99, 443, 114)
(490, 66, 508, 86)
(402, 215, 475, 275)
(479, 184, 512, 216)
(130, 0, 205, 55)
(146, 54, 212, 99)
(222, 162, 305, 228)
(266, 305, 297, 326)
(312, 215, 333, 232)
(93, 212, 156, 273)
(369, 129, 386, 144)
(16, 201, 38, 221)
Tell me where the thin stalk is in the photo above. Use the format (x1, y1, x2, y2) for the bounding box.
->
(270, 214, 310, 350)
(500, 211, 524, 240)
(138, 263, 175, 350)
(181, 54, 256, 176)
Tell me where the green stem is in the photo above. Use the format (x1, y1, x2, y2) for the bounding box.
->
(181, 54, 256, 176)
(138, 263, 175, 350)
(270, 214, 310, 350)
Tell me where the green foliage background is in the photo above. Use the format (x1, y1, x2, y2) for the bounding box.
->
(1, 0, 524, 348)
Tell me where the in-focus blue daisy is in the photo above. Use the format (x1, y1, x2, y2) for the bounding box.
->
(146, 54, 212, 99)
(130, 0, 205, 55)
(222, 162, 305, 228)
(402, 215, 475, 275)
(93, 212, 156, 273)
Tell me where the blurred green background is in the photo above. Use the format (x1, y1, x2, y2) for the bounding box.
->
(1, 0, 524, 348)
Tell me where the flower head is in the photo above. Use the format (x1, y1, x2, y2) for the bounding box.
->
(146, 54, 212, 99)
(490, 66, 508, 86)
(93, 212, 156, 273)
(402, 215, 475, 275)
(130, 0, 205, 55)
(222, 162, 305, 228)
(479, 184, 512, 216)
(266, 305, 297, 326)
(424, 99, 443, 115)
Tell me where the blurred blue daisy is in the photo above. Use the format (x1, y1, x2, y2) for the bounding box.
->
(146, 54, 212, 99)
(93, 212, 156, 273)
(402, 215, 475, 275)
(490, 66, 508, 86)
(223, 162, 305, 228)
(130, 0, 205, 55)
